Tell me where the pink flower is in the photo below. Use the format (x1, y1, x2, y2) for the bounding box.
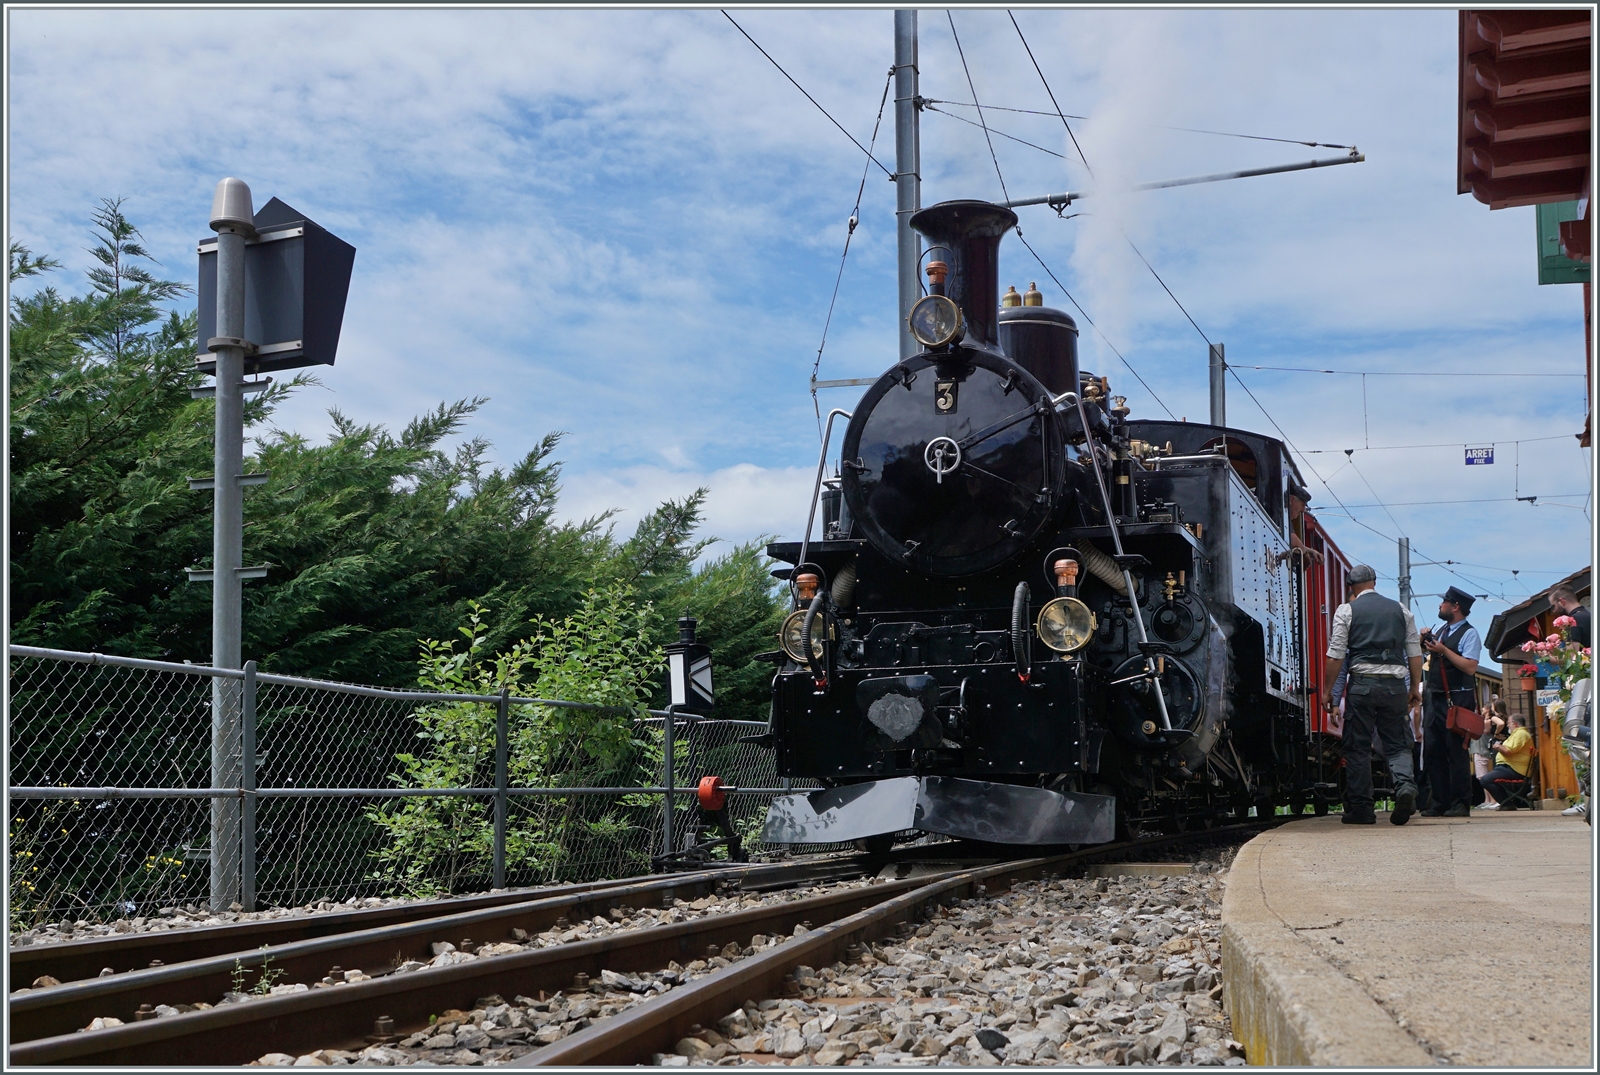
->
(1554, 615, 1577, 629)
(1547, 633, 1563, 644)
(1521, 641, 1536, 652)
(1586, 648, 1593, 658)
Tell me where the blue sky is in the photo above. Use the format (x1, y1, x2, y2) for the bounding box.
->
(7, 6, 1593, 623)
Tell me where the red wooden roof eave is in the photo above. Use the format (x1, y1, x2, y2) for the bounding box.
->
(1456, 9, 1594, 205)
(1484, 565, 1593, 661)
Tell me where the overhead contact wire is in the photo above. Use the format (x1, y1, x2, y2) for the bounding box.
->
(1014, 231, 1176, 420)
(923, 103, 1068, 161)
(1241, 365, 1581, 379)
(810, 70, 894, 441)
(1010, 11, 1424, 574)
(1229, 365, 1502, 601)
(1007, 11, 1093, 175)
(1011, 8, 1437, 580)
(924, 98, 1354, 150)
(947, 11, 1010, 204)
(998, 14, 1177, 425)
(1300, 434, 1571, 454)
(722, 11, 892, 177)
(1011, 11, 1211, 352)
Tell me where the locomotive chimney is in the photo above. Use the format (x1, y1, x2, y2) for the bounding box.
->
(909, 200, 1018, 352)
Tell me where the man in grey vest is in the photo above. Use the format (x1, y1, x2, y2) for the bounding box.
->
(1420, 586, 1482, 817)
(1322, 564, 1423, 824)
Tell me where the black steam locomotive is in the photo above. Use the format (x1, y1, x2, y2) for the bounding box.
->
(758, 200, 1316, 847)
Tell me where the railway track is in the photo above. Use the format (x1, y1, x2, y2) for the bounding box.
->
(10, 854, 882, 987)
(8, 823, 1276, 1066)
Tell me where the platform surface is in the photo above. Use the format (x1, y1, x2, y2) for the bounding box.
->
(1221, 811, 1593, 1068)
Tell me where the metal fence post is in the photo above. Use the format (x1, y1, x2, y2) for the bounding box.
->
(661, 706, 677, 862)
(493, 688, 509, 890)
(241, 661, 257, 912)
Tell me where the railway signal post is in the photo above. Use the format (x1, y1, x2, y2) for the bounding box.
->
(190, 177, 355, 909)
(663, 616, 714, 860)
(202, 177, 254, 913)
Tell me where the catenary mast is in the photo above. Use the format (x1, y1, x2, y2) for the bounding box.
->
(894, 10, 921, 359)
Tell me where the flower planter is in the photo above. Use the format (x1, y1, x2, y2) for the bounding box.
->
(1521, 677, 1539, 691)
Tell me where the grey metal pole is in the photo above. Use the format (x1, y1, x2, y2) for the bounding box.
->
(493, 688, 509, 890)
(1000, 150, 1367, 209)
(1208, 343, 1226, 427)
(209, 177, 254, 911)
(240, 660, 257, 912)
(1398, 537, 1412, 610)
(894, 9, 922, 359)
(661, 706, 677, 862)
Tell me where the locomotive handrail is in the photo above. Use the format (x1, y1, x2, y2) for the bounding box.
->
(795, 408, 853, 604)
(1061, 391, 1175, 732)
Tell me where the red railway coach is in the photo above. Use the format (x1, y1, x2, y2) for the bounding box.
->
(1299, 510, 1353, 737)
(1292, 507, 1354, 811)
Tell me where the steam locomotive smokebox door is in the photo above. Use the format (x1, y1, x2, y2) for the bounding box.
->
(842, 351, 1064, 577)
(856, 675, 943, 749)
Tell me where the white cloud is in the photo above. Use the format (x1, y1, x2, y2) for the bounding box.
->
(8, 6, 1590, 610)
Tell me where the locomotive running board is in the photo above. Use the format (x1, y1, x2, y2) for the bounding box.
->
(761, 777, 1115, 846)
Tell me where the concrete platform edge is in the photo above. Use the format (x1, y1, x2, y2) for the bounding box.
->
(1220, 825, 1433, 1067)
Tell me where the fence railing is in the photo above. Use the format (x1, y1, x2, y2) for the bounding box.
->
(7, 646, 811, 927)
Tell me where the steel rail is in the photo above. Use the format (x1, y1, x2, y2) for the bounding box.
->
(519, 821, 1278, 1066)
(9, 855, 858, 989)
(7, 869, 968, 1065)
(10, 823, 1281, 1066)
(521, 860, 1037, 1066)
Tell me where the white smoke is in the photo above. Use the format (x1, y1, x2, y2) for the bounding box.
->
(1065, 16, 1189, 382)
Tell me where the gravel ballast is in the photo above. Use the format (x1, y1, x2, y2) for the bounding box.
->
(30, 883, 876, 1038)
(239, 855, 1245, 1066)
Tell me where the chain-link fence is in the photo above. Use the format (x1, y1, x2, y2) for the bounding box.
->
(7, 646, 817, 929)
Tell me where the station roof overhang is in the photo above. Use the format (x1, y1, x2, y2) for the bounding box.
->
(1458, 8, 1593, 242)
(1484, 565, 1592, 661)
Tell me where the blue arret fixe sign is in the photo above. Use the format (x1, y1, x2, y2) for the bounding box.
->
(1464, 446, 1494, 465)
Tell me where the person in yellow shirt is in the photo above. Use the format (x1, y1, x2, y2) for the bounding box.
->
(1475, 715, 1534, 809)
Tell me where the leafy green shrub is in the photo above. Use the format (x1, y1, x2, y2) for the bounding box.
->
(366, 589, 664, 896)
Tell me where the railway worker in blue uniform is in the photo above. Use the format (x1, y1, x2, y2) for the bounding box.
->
(1419, 586, 1482, 818)
(1322, 564, 1423, 825)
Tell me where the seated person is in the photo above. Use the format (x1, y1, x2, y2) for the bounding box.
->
(1475, 715, 1534, 807)
(1470, 702, 1508, 808)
